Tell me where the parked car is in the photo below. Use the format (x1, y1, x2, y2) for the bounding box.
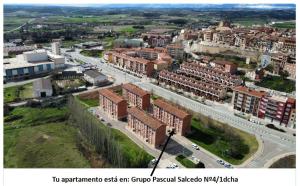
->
(217, 159, 225, 165)
(172, 163, 178, 168)
(151, 158, 158, 165)
(192, 143, 200, 150)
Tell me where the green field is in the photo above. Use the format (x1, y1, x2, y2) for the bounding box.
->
(4, 106, 91, 168)
(272, 22, 295, 29)
(175, 155, 197, 168)
(255, 75, 295, 93)
(80, 50, 103, 58)
(186, 116, 258, 165)
(111, 128, 153, 167)
(4, 83, 33, 103)
(4, 106, 69, 130)
(119, 26, 137, 34)
(233, 18, 267, 27)
(4, 17, 32, 31)
(77, 96, 99, 107)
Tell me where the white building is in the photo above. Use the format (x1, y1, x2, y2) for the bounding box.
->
(4, 49, 65, 82)
(51, 42, 61, 55)
(33, 78, 53, 97)
(83, 70, 107, 85)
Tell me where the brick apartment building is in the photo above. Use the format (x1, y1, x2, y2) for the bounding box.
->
(99, 88, 127, 120)
(110, 52, 154, 77)
(258, 96, 296, 126)
(159, 70, 227, 101)
(122, 83, 150, 110)
(210, 60, 237, 74)
(232, 86, 296, 127)
(177, 62, 242, 89)
(105, 47, 173, 76)
(141, 33, 172, 47)
(153, 99, 191, 136)
(166, 44, 185, 60)
(127, 107, 166, 147)
(232, 86, 267, 117)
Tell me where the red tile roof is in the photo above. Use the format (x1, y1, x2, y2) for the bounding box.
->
(122, 83, 149, 97)
(99, 88, 125, 103)
(153, 99, 190, 119)
(233, 86, 266, 98)
(128, 107, 165, 130)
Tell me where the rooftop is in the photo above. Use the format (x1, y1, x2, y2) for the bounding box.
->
(122, 83, 149, 97)
(128, 107, 165, 130)
(84, 69, 105, 78)
(233, 86, 266, 98)
(98, 88, 125, 104)
(153, 99, 190, 119)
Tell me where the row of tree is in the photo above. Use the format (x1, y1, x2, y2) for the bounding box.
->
(67, 96, 151, 168)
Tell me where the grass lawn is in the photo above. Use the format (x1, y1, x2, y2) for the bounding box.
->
(186, 116, 258, 165)
(255, 75, 295, 93)
(4, 106, 90, 168)
(151, 94, 160, 100)
(62, 39, 86, 48)
(80, 50, 103, 58)
(272, 22, 295, 29)
(111, 128, 154, 167)
(4, 83, 33, 103)
(176, 155, 197, 168)
(233, 18, 267, 27)
(270, 155, 295, 168)
(103, 37, 115, 50)
(4, 122, 90, 168)
(4, 106, 69, 130)
(119, 26, 137, 34)
(215, 56, 256, 69)
(77, 97, 99, 107)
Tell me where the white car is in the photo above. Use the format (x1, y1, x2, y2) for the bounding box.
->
(172, 163, 178, 168)
(192, 143, 200, 150)
(217, 159, 225, 165)
(151, 159, 158, 165)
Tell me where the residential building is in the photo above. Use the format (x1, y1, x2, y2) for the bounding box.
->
(110, 52, 154, 77)
(51, 42, 61, 55)
(232, 86, 296, 127)
(210, 60, 237, 74)
(259, 96, 296, 126)
(122, 83, 150, 110)
(141, 33, 172, 47)
(153, 99, 191, 136)
(99, 88, 127, 120)
(106, 47, 172, 76)
(232, 86, 266, 117)
(33, 78, 53, 97)
(127, 107, 166, 147)
(288, 108, 296, 129)
(166, 44, 185, 60)
(177, 62, 242, 89)
(203, 30, 213, 42)
(159, 70, 227, 101)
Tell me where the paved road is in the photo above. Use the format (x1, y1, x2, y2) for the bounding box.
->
(65, 49, 296, 168)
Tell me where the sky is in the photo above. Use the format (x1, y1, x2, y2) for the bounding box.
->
(3, 0, 297, 5)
